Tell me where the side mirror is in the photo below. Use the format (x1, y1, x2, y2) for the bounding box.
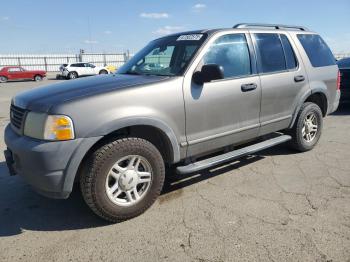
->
(193, 64, 224, 85)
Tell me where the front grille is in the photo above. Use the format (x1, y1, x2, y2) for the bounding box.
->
(10, 104, 26, 130)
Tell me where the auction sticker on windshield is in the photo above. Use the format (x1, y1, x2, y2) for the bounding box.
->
(177, 34, 203, 41)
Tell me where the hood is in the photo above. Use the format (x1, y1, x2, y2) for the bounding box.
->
(13, 74, 169, 112)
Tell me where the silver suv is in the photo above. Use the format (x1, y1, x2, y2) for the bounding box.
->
(4, 24, 340, 222)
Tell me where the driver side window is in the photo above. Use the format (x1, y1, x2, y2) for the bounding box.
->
(202, 34, 251, 79)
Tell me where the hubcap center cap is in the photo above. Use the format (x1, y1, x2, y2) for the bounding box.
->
(118, 170, 139, 191)
(305, 121, 313, 134)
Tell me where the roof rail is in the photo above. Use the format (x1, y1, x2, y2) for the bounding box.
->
(233, 23, 309, 31)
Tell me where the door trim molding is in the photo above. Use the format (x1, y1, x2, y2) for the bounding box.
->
(260, 115, 292, 126)
(186, 123, 260, 146)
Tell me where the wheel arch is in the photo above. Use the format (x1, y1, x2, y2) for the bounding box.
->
(62, 119, 181, 194)
(33, 74, 43, 79)
(289, 89, 328, 128)
(99, 69, 108, 74)
(69, 71, 79, 78)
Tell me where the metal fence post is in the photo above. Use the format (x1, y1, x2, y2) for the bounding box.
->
(103, 53, 107, 66)
(17, 57, 21, 67)
(44, 57, 48, 71)
(123, 52, 127, 63)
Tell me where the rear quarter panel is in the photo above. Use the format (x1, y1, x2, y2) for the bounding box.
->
(289, 31, 339, 115)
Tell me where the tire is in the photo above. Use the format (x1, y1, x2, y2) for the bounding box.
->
(288, 102, 323, 152)
(68, 72, 78, 79)
(0, 76, 8, 83)
(34, 75, 43, 81)
(80, 137, 165, 222)
(99, 70, 108, 75)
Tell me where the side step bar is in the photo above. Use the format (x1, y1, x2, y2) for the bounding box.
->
(176, 135, 291, 174)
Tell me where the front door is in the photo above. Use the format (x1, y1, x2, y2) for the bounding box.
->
(7, 67, 24, 80)
(183, 32, 261, 156)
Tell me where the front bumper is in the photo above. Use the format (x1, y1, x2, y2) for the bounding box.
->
(4, 124, 101, 199)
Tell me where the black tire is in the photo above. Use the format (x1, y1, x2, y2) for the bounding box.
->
(80, 137, 165, 222)
(68, 72, 78, 80)
(99, 70, 108, 74)
(34, 75, 43, 81)
(288, 102, 323, 152)
(0, 76, 8, 83)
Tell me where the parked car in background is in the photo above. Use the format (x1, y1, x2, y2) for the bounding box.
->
(57, 62, 110, 80)
(0, 66, 46, 83)
(337, 57, 350, 103)
(105, 65, 117, 73)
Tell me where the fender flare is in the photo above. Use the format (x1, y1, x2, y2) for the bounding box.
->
(289, 88, 329, 128)
(62, 117, 181, 195)
(90, 117, 181, 162)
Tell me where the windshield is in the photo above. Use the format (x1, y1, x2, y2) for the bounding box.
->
(118, 34, 207, 76)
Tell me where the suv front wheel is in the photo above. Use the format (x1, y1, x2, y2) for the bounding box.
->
(288, 102, 323, 152)
(80, 137, 165, 222)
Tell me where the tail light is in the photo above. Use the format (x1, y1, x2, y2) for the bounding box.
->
(336, 70, 341, 90)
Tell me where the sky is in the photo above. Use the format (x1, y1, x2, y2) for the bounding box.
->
(0, 0, 349, 54)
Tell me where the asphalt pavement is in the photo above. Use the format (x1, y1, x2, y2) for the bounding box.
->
(0, 76, 349, 261)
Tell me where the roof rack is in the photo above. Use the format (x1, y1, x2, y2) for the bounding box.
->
(233, 23, 309, 31)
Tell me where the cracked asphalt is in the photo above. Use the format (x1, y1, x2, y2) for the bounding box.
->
(0, 77, 349, 262)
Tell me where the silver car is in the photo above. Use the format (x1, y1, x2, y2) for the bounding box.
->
(4, 23, 340, 222)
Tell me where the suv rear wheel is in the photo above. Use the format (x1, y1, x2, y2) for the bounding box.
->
(288, 102, 323, 152)
(68, 72, 78, 80)
(80, 137, 165, 222)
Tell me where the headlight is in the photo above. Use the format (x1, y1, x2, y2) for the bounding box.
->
(24, 113, 75, 141)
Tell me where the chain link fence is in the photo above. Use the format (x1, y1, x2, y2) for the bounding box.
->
(0, 52, 131, 72)
(1, 52, 349, 72)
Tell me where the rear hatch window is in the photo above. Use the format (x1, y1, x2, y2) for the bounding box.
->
(297, 34, 336, 67)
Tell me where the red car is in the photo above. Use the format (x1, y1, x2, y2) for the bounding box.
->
(0, 66, 46, 83)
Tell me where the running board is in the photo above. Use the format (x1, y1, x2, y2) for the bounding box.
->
(176, 134, 291, 174)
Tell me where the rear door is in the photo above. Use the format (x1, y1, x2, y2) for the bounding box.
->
(84, 63, 95, 75)
(251, 31, 309, 135)
(70, 63, 85, 75)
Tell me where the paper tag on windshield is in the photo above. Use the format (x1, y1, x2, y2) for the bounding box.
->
(177, 34, 203, 41)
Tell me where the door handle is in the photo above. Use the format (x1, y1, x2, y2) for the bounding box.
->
(294, 75, 305, 82)
(241, 83, 257, 92)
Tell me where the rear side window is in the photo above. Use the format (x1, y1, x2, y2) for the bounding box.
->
(203, 33, 251, 78)
(297, 34, 335, 67)
(254, 33, 286, 73)
(280, 35, 298, 69)
(8, 68, 21, 72)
